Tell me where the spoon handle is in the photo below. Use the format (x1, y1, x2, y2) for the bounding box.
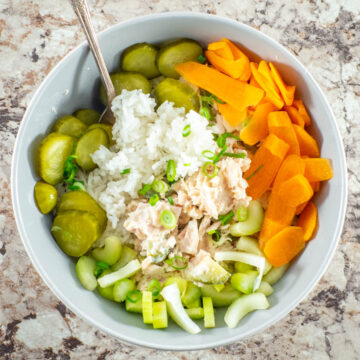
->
(70, 0, 116, 106)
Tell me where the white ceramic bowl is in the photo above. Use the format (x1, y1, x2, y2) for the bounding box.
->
(11, 12, 347, 350)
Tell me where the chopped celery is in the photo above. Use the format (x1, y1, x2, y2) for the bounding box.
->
(142, 291, 153, 324)
(224, 293, 270, 328)
(125, 293, 143, 313)
(186, 307, 204, 320)
(98, 259, 141, 288)
(186, 298, 202, 309)
(181, 282, 201, 307)
(164, 277, 188, 298)
(263, 264, 289, 285)
(113, 278, 135, 302)
(161, 283, 201, 334)
(92, 236, 122, 266)
(96, 269, 114, 301)
(203, 297, 215, 328)
(256, 281, 274, 296)
(234, 262, 254, 273)
(231, 271, 258, 294)
(111, 246, 136, 271)
(213, 284, 225, 292)
(201, 284, 240, 307)
(153, 301, 168, 329)
(236, 236, 272, 274)
(75, 256, 97, 291)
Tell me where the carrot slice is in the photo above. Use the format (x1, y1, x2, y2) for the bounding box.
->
(293, 124, 320, 158)
(284, 105, 305, 128)
(263, 226, 305, 266)
(208, 41, 234, 60)
(304, 158, 333, 182)
(293, 99, 311, 126)
(250, 62, 284, 109)
(240, 102, 277, 145)
(277, 174, 314, 207)
(295, 182, 319, 215)
(268, 111, 300, 155)
(297, 202, 318, 241)
(218, 103, 248, 127)
(249, 74, 261, 89)
(244, 134, 289, 200)
(269, 62, 296, 106)
(175, 62, 264, 111)
(258, 61, 280, 94)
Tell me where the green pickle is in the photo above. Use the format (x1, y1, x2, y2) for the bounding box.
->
(157, 39, 203, 78)
(75, 128, 109, 171)
(87, 123, 115, 146)
(51, 210, 100, 257)
(52, 115, 87, 138)
(34, 181, 57, 214)
(57, 191, 107, 232)
(73, 109, 101, 126)
(154, 78, 200, 113)
(121, 43, 160, 79)
(97, 269, 114, 301)
(100, 72, 151, 104)
(37, 132, 75, 185)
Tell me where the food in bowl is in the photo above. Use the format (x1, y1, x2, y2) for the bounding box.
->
(33, 37, 333, 334)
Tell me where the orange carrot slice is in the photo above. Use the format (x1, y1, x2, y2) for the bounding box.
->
(295, 182, 319, 215)
(258, 61, 280, 94)
(249, 74, 261, 89)
(240, 102, 277, 145)
(218, 103, 248, 127)
(293, 99, 311, 126)
(284, 105, 305, 128)
(268, 111, 300, 155)
(175, 62, 264, 111)
(269, 62, 296, 106)
(244, 133, 289, 199)
(208, 41, 234, 60)
(297, 202, 318, 241)
(304, 158, 333, 182)
(263, 226, 305, 266)
(293, 124, 320, 158)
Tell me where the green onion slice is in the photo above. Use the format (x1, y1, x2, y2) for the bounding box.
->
(246, 164, 264, 181)
(197, 54, 206, 64)
(213, 95, 226, 104)
(165, 256, 189, 270)
(152, 180, 169, 194)
(147, 279, 161, 297)
(168, 196, 174, 205)
(217, 133, 241, 148)
(149, 194, 159, 206)
(160, 210, 177, 230)
(68, 180, 86, 191)
(182, 124, 191, 137)
(236, 206, 249, 222)
(199, 106, 211, 120)
(208, 229, 220, 242)
(184, 163, 191, 167)
(126, 290, 141, 303)
(223, 152, 246, 159)
(219, 211, 235, 225)
(202, 162, 218, 179)
(120, 168, 130, 175)
(213, 145, 228, 163)
(202, 150, 215, 161)
(166, 160, 176, 183)
(93, 261, 110, 278)
(139, 183, 152, 196)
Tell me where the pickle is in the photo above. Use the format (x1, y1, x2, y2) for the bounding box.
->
(87, 123, 115, 146)
(154, 78, 200, 112)
(121, 43, 160, 79)
(52, 115, 87, 138)
(157, 39, 203, 78)
(58, 191, 107, 232)
(75, 128, 109, 171)
(73, 109, 101, 126)
(34, 181, 58, 214)
(100, 72, 151, 104)
(37, 132, 75, 185)
(51, 210, 101, 257)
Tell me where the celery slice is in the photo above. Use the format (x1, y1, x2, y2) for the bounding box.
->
(186, 298, 202, 309)
(185, 307, 204, 320)
(111, 246, 136, 271)
(203, 297, 215, 328)
(164, 277, 188, 298)
(213, 284, 225, 292)
(255, 281, 274, 296)
(125, 294, 142, 313)
(92, 236, 122, 266)
(231, 271, 258, 294)
(263, 264, 289, 285)
(224, 293, 270, 328)
(113, 278, 135, 302)
(75, 256, 97, 291)
(142, 291, 153, 324)
(161, 283, 201, 334)
(153, 301, 168, 329)
(234, 262, 254, 273)
(201, 284, 240, 307)
(182, 282, 201, 307)
(96, 269, 114, 301)
(98, 259, 141, 288)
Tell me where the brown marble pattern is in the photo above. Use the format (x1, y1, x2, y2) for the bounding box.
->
(1, 0, 360, 359)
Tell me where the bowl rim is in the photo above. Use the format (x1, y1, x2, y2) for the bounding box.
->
(11, 11, 348, 351)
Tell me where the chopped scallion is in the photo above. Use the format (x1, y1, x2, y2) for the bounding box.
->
(208, 229, 220, 242)
(201, 150, 215, 161)
(139, 183, 152, 196)
(197, 54, 206, 64)
(236, 206, 249, 222)
(147, 279, 161, 297)
(223, 152, 246, 159)
(165, 256, 189, 270)
(217, 133, 241, 148)
(219, 211, 234, 225)
(120, 168, 130, 175)
(68, 180, 86, 191)
(182, 124, 191, 137)
(151, 180, 169, 194)
(160, 209, 177, 230)
(246, 164, 264, 181)
(168, 196, 174, 205)
(149, 194, 159, 206)
(199, 106, 211, 120)
(126, 290, 141, 303)
(202, 162, 218, 179)
(93, 261, 110, 278)
(166, 160, 176, 183)
(213, 145, 228, 163)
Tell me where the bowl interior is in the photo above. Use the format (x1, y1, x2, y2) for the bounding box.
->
(12, 13, 347, 350)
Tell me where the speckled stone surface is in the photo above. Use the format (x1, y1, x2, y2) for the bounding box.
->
(1, 0, 359, 359)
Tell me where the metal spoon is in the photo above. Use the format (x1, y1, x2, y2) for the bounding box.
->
(70, 0, 116, 125)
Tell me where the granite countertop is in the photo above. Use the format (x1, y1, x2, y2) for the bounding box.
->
(1, 0, 359, 358)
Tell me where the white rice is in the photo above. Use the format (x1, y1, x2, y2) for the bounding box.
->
(87, 90, 220, 229)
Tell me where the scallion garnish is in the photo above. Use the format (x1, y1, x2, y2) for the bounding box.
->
(202, 162, 218, 179)
(151, 180, 169, 194)
(208, 229, 220, 242)
(182, 124, 191, 137)
(213, 95, 226, 104)
(165, 256, 189, 270)
(147, 279, 161, 297)
(201, 150, 215, 161)
(166, 160, 176, 183)
(246, 164, 264, 181)
(93, 261, 110, 278)
(236, 206, 249, 222)
(184, 163, 191, 167)
(139, 183, 152, 196)
(213, 145, 228, 163)
(197, 54, 206, 64)
(68, 180, 86, 191)
(223, 152, 246, 159)
(149, 194, 159, 206)
(219, 211, 234, 225)
(63, 154, 79, 184)
(160, 209, 177, 230)
(126, 290, 141, 303)
(120, 168, 130, 175)
(217, 133, 241, 148)
(168, 196, 174, 205)
(199, 106, 211, 120)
